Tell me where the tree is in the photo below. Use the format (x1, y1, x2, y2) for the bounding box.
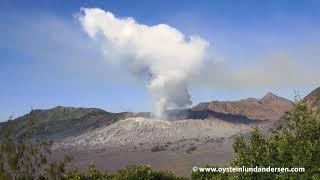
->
(112, 165, 181, 180)
(0, 112, 71, 179)
(193, 99, 320, 179)
(64, 164, 182, 180)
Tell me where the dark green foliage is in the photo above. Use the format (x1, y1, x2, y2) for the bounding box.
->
(64, 164, 182, 180)
(191, 165, 231, 180)
(0, 112, 71, 180)
(64, 162, 112, 180)
(192, 99, 320, 179)
(112, 165, 184, 180)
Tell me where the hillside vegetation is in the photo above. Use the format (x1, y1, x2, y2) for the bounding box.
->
(1, 95, 320, 179)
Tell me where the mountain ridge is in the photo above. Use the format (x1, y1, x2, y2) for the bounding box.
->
(3, 90, 318, 177)
(303, 87, 320, 118)
(1, 92, 294, 142)
(192, 92, 293, 121)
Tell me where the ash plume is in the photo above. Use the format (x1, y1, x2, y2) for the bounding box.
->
(79, 8, 209, 118)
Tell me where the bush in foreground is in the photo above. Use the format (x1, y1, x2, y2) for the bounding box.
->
(192, 99, 320, 179)
(65, 163, 183, 180)
(0, 112, 71, 180)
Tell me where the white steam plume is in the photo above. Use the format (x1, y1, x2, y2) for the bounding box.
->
(79, 8, 209, 118)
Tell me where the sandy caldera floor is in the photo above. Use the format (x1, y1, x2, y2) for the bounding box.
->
(52, 140, 234, 177)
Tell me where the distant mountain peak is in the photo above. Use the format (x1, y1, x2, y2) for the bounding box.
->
(192, 93, 293, 121)
(304, 87, 320, 100)
(261, 92, 279, 101)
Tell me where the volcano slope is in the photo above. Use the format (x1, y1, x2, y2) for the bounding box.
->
(3, 92, 295, 176)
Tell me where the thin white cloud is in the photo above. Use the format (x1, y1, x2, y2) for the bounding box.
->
(195, 52, 320, 89)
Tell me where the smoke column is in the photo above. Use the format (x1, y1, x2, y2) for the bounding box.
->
(79, 8, 209, 118)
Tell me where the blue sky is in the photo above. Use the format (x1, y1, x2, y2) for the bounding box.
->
(1, 0, 320, 120)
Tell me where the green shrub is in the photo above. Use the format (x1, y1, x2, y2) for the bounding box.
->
(64, 164, 181, 180)
(191, 165, 232, 180)
(112, 165, 179, 180)
(0, 114, 71, 180)
(64, 163, 111, 180)
(193, 99, 320, 179)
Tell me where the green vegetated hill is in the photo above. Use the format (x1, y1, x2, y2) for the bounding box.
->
(4, 106, 147, 140)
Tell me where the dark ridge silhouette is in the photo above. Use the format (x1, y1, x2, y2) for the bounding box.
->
(165, 109, 267, 124)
